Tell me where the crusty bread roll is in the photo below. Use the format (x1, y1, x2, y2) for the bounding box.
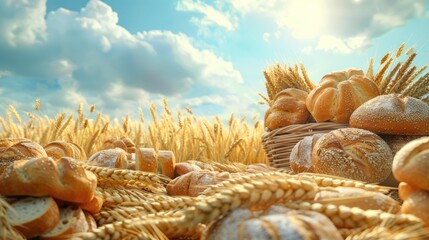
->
(121, 137, 136, 153)
(102, 137, 136, 154)
(398, 182, 419, 200)
(174, 162, 203, 176)
(314, 187, 400, 213)
(0, 157, 97, 203)
(157, 150, 176, 178)
(0, 138, 47, 174)
(392, 137, 429, 190)
(312, 128, 393, 183)
(264, 88, 310, 130)
(7, 196, 60, 238)
(135, 148, 158, 172)
(44, 141, 87, 161)
(87, 148, 128, 169)
(306, 68, 379, 123)
(167, 170, 238, 197)
(400, 188, 429, 226)
(290, 133, 324, 173)
(350, 94, 429, 135)
(40, 206, 89, 239)
(204, 206, 342, 240)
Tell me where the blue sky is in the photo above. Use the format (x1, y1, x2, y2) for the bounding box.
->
(1, 0, 429, 121)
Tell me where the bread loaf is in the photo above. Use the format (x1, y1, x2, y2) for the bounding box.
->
(312, 128, 393, 183)
(78, 193, 103, 214)
(306, 68, 379, 123)
(400, 188, 429, 226)
(135, 148, 158, 172)
(398, 182, 419, 200)
(87, 148, 128, 169)
(0, 157, 97, 203)
(40, 206, 89, 239)
(167, 170, 237, 197)
(392, 137, 429, 190)
(44, 141, 87, 161)
(264, 88, 310, 130)
(0, 138, 47, 174)
(174, 162, 202, 176)
(204, 206, 342, 240)
(290, 133, 324, 173)
(314, 187, 400, 213)
(7, 196, 60, 238)
(350, 94, 429, 135)
(102, 137, 136, 154)
(157, 150, 176, 178)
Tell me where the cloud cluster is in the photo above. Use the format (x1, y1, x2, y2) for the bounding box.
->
(182, 0, 427, 54)
(0, 0, 247, 118)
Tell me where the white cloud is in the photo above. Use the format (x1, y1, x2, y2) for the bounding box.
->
(177, 0, 236, 32)
(316, 35, 371, 54)
(301, 46, 313, 55)
(0, 0, 244, 118)
(263, 32, 270, 43)
(182, 95, 224, 107)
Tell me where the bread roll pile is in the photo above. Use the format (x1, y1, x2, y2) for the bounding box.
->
(393, 137, 429, 226)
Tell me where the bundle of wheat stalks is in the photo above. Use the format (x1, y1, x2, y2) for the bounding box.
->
(0, 98, 266, 165)
(262, 43, 429, 104)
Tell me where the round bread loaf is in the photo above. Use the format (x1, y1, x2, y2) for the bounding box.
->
(312, 128, 393, 183)
(0, 138, 47, 174)
(314, 187, 400, 213)
(87, 148, 128, 169)
(290, 133, 324, 173)
(306, 68, 379, 123)
(392, 137, 429, 190)
(204, 206, 342, 240)
(264, 88, 310, 130)
(350, 94, 429, 135)
(44, 141, 87, 161)
(400, 188, 429, 226)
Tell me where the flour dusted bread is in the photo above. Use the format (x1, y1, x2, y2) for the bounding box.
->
(41, 206, 89, 239)
(204, 206, 342, 240)
(306, 68, 379, 123)
(135, 147, 158, 172)
(87, 148, 128, 169)
(0, 157, 97, 203)
(7, 196, 60, 238)
(392, 137, 429, 190)
(290, 133, 324, 173)
(264, 88, 310, 130)
(312, 128, 393, 183)
(350, 94, 429, 135)
(0, 138, 47, 174)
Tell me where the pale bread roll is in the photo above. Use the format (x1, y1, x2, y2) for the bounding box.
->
(312, 128, 393, 183)
(157, 150, 176, 178)
(264, 88, 310, 130)
(314, 187, 399, 213)
(135, 148, 158, 172)
(393, 137, 429, 191)
(7, 196, 60, 238)
(205, 206, 342, 240)
(401, 188, 429, 226)
(306, 68, 379, 123)
(87, 148, 128, 169)
(0, 138, 47, 174)
(40, 206, 89, 239)
(350, 94, 429, 135)
(0, 157, 97, 203)
(290, 133, 324, 173)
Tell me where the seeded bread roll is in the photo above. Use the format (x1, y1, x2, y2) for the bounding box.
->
(401, 188, 429, 226)
(264, 88, 310, 130)
(0, 138, 47, 174)
(350, 94, 429, 135)
(290, 133, 324, 173)
(204, 206, 342, 240)
(392, 137, 429, 191)
(0, 157, 97, 203)
(306, 68, 379, 123)
(87, 148, 128, 169)
(312, 128, 393, 183)
(314, 187, 400, 213)
(6, 196, 60, 238)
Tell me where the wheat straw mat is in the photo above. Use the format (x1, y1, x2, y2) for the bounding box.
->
(262, 122, 349, 169)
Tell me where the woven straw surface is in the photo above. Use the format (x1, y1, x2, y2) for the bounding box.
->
(262, 122, 349, 169)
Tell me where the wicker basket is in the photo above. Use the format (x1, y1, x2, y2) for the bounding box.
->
(262, 122, 349, 169)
